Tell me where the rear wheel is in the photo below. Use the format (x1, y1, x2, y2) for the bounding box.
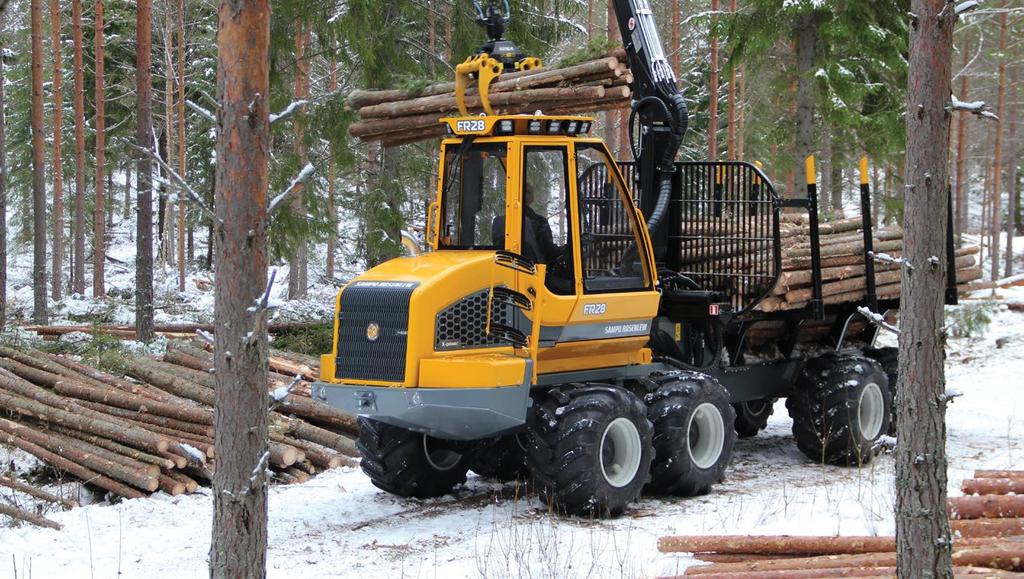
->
(645, 373, 736, 496)
(787, 355, 892, 466)
(356, 417, 470, 498)
(526, 385, 653, 517)
(470, 433, 529, 482)
(733, 398, 776, 438)
(864, 346, 899, 435)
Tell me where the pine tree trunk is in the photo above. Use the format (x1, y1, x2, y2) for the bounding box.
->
(726, 0, 736, 160)
(605, 2, 618, 156)
(737, 63, 746, 160)
(176, 0, 187, 291)
(287, 23, 310, 300)
(794, 14, 820, 198)
(708, 0, 719, 160)
(989, 10, 1009, 281)
(0, 27, 7, 326)
(326, 57, 337, 280)
(671, 0, 680, 77)
(209, 0, 270, 575)
(1003, 64, 1019, 278)
(31, 0, 48, 323)
(72, 0, 86, 295)
(93, 0, 106, 298)
(163, 15, 177, 271)
(953, 34, 970, 246)
(50, 0, 64, 301)
(122, 162, 131, 221)
(896, 2, 956, 576)
(136, 0, 155, 344)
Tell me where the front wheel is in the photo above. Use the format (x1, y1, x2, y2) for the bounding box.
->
(787, 355, 892, 466)
(526, 385, 653, 517)
(356, 418, 470, 498)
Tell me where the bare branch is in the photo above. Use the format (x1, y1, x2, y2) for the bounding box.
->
(857, 306, 902, 336)
(126, 140, 217, 223)
(268, 163, 316, 215)
(955, 1, 980, 16)
(949, 94, 998, 120)
(869, 251, 915, 272)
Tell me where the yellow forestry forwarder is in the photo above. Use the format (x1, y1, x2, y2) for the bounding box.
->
(313, 1, 953, 517)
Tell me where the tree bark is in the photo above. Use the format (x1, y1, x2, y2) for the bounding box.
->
(136, 0, 155, 343)
(708, 0, 719, 160)
(794, 13, 821, 198)
(726, 0, 736, 160)
(49, 0, 64, 301)
(0, 502, 63, 530)
(0, 25, 7, 327)
(1003, 64, 1019, 277)
(31, 0, 48, 324)
(989, 10, 1009, 281)
(288, 22, 311, 300)
(326, 57, 338, 280)
(71, 0, 86, 295)
(93, 0, 106, 297)
(953, 34, 970, 245)
(896, 2, 956, 576)
(176, 0, 187, 292)
(210, 0, 271, 575)
(163, 11, 176, 272)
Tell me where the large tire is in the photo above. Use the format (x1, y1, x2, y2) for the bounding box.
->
(864, 346, 899, 436)
(526, 385, 654, 517)
(356, 417, 470, 498)
(787, 355, 892, 466)
(646, 372, 737, 496)
(470, 433, 529, 482)
(732, 398, 776, 438)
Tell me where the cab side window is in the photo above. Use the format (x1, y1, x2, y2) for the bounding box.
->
(575, 143, 651, 293)
(522, 147, 574, 295)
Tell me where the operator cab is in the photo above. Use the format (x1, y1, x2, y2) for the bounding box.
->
(428, 115, 657, 298)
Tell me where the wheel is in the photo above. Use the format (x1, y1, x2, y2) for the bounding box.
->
(526, 385, 654, 517)
(645, 372, 737, 496)
(787, 355, 892, 466)
(470, 433, 529, 481)
(732, 398, 776, 438)
(356, 417, 470, 498)
(864, 346, 898, 435)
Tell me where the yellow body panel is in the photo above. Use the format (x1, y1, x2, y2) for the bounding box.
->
(325, 120, 662, 391)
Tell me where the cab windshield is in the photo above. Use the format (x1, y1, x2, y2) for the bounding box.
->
(439, 141, 507, 250)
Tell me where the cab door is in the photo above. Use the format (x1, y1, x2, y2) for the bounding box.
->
(536, 141, 660, 372)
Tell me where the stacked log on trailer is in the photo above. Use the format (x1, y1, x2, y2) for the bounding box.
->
(347, 50, 633, 145)
(22, 320, 324, 341)
(0, 342, 357, 516)
(725, 214, 984, 324)
(657, 469, 1024, 576)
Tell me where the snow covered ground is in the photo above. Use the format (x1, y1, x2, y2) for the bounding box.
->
(2, 288, 1023, 578)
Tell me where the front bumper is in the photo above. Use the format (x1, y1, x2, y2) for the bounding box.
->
(311, 360, 533, 440)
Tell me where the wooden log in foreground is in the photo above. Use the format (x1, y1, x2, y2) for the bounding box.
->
(0, 502, 63, 530)
(949, 495, 1024, 519)
(679, 565, 1013, 578)
(975, 470, 1024, 480)
(952, 518, 1024, 538)
(658, 535, 895, 556)
(0, 475, 78, 508)
(962, 478, 1024, 496)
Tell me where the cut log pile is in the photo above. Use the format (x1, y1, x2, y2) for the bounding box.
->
(0, 342, 357, 518)
(21, 321, 325, 341)
(747, 215, 982, 314)
(657, 469, 1024, 576)
(346, 49, 632, 146)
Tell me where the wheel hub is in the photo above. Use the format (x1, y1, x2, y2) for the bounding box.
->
(858, 382, 885, 441)
(599, 417, 642, 488)
(688, 402, 725, 470)
(423, 435, 462, 471)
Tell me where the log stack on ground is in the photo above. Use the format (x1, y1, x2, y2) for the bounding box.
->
(0, 343, 357, 517)
(347, 50, 633, 145)
(656, 469, 1024, 576)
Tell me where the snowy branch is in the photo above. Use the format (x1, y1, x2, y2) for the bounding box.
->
(869, 251, 915, 272)
(268, 163, 316, 216)
(185, 99, 216, 122)
(949, 94, 998, 120)
(857, 306, 902, 336)
(127, 140, 218, 223)
(955, 1, 981, 16)
(938, 387, 964, 404)
(269, 99, 310, 124)
(269, 374, 303, 406)
(242, 269, 277, 350)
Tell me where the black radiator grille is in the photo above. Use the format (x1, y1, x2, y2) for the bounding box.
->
(335, 281, 417, 383)
(435, 289, 512, 351)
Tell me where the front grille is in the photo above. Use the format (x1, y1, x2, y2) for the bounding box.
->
(435, 289, 513, 351)
(335, 281, 417, 382)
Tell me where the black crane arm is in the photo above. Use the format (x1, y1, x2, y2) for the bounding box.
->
(611, 0, 689, 239)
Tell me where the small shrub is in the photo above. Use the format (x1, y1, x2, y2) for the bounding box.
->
(947, 301, 1000, 338)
